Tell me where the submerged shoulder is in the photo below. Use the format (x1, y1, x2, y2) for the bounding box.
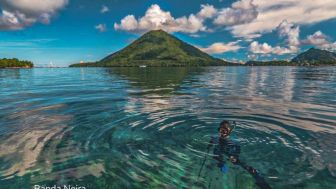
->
(210, 135, 219, 144)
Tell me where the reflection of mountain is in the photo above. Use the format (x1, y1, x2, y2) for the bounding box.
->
(107, 67, 205, 95)
(0, 69, 21, 79)
(295, 67, 336, 81)
(107, 67, 206, 121)
(293, 67, 336, 104)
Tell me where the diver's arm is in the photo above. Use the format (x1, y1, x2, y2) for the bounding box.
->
(225, 139, 241, 165)
(240, 163, 272, 189)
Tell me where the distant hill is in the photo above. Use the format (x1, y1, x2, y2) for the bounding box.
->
(0, 58, 33, 68)
(245, 48, 336, 66)
(291, 48, 336, 65)
(70, 30, 232, 67)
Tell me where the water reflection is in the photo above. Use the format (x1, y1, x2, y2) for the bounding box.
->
(295, 67, 336, 81)
(0, 104, 70, 178)
(108, 67, 207, 124)
(0, 69, 21, 79)
(107, 67, 205, 95)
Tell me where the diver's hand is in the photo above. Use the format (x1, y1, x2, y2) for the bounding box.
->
(246, 166, 258, 175)
(229, 156, 239, 164)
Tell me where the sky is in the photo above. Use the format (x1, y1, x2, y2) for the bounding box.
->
(0, 0, 336, 67)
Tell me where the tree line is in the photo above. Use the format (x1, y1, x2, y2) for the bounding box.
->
(0, 58, 34, 68)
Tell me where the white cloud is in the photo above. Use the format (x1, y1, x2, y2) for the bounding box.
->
(249, 41, 271, 54)
(213, 0, 258, 26)
(0, 0, 68, 15)
(247, 53, 258, 60)
(114, 15, 138, 31)
(249, 41, 298, 55)
(0, 10, 37, 30)
(0, 0, 68, 30)
(0, 10, 23, 30)
(95, 23, 107, 32)
(277, 20, 300, 51)
(302, 31, 328, 46)
(249, 21, 300, 55)
(197, 4, 217, 19)
(100, 5, 109, 14)
(249, 41, 295, 55)
(227, 0, 336, 39)
(114, 4, 215, 34)
(302, 31, 336, 51)
(114, 1, 336, 38)
(199, 41, 242, 54)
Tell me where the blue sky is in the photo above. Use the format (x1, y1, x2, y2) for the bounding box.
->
(0, 0, 335, 66)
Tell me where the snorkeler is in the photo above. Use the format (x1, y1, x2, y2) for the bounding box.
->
(199, 120, 272, 189)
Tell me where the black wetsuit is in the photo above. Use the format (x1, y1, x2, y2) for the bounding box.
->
(211, 136, 240, 167)
(209, 136, 272, 189)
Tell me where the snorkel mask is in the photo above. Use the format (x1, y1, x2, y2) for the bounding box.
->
(218, 120, 236, 138)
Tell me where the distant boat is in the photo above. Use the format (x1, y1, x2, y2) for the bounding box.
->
(139, 65, 147, 68)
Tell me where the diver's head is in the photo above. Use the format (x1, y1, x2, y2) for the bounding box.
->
(218, 120, 233, 138)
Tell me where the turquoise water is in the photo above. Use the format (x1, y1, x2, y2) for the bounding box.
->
(0, 67, 335, 189)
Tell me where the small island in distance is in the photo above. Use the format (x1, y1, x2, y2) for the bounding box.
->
(246, 48, 336, 66)
(0, 58, 34, 68)
(70, 30, 336, 67)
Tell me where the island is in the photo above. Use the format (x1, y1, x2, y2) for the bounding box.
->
(0, 58, 34, 68)
(70, 30, 233, 67)
(291, 48, 336, 66)
(246, 48, 336, 66)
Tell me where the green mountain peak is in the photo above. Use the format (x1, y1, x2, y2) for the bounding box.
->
(71, 30, 231, 67)
(292, 48, 336, 65)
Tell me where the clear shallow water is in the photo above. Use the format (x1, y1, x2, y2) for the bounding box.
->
(0, 67, 335, 189)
